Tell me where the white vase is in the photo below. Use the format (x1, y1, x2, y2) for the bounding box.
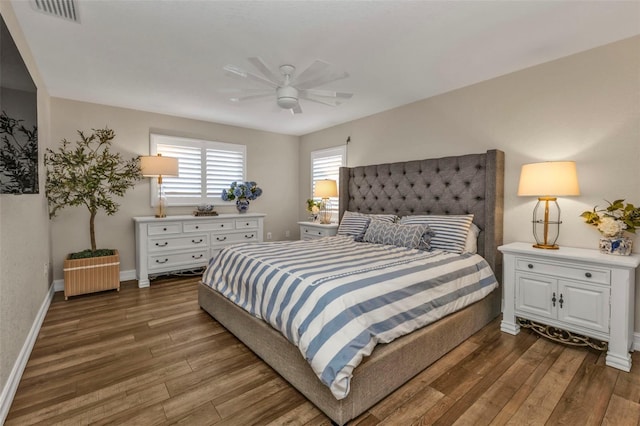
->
(598, 234, 633, 256)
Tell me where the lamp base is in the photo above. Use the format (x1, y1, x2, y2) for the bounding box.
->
(532, 243, 559, 250)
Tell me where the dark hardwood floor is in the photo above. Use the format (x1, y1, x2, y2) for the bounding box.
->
(6, 276, 640, 425)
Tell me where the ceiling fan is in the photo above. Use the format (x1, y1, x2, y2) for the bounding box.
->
(223, 57, 353, 114)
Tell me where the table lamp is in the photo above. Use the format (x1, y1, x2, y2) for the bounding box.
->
(140, 154, 179, 218)
(518, 161, 580, 249)
(314, 179, 338, 224)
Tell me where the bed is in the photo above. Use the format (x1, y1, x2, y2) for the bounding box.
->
(198, 149, 504, 425)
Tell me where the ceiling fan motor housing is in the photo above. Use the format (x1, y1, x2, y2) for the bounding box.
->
(277, 85, 299, 109)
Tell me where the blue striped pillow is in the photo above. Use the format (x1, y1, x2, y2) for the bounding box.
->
(399, 214, 474, 254)
(337, 211, 372, 241)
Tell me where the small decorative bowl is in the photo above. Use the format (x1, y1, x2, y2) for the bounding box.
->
(196, 204, 214, 212)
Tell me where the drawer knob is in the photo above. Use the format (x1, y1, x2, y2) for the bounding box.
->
(192, 239, 203, 244)
(195, 225, 199, 229)
(246, 222, 250, 226)
(245, 234, 254, 239)
(216, 236, 227, 242)
(163, 227, 167, 231)
(527, 264, 533, 269)
(317, 232, 322, 235)
(192, 254, 203, 259)
(155, 242, 168, 247)
(156, 258, 168, 264)
(221, 224, 224, 227)
(585, 272, 592, 278)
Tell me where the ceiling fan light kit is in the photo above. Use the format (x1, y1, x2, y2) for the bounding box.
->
(223, 57, 353, 114)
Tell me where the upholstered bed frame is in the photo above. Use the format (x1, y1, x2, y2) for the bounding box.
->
(198, 149, 504, 425)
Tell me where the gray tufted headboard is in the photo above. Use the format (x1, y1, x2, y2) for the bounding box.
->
(338, 150, 504, 281)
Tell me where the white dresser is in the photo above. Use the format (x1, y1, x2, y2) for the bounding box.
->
(499, 242, 640, 372)
(134, 214, 265, 287)
(298, 221, 339, 240)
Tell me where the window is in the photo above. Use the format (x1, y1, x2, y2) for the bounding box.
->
(150, 134, 246, 206)
(311, 146, 346, 221)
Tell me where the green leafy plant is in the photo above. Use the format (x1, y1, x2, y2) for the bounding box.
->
(0, 111, 38, 194)
(45, 128, 142, 254)
(306, 198, 321, 213)
(580, 199, 640, 237)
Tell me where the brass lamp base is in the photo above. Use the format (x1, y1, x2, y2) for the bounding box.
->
(533, 243, 559, 250)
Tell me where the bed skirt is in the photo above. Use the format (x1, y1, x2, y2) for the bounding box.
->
(198, 282, 501, 425)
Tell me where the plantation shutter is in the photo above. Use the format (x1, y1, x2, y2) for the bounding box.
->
(311, 146, 346, 221)
(150, 134, 246, 206)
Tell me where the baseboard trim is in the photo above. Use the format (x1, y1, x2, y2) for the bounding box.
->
(0, 283, 55, 424)
(634, 332, 640, 352)
(53, 269, 136, 292)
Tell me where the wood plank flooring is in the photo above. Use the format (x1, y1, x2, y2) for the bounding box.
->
(6, 276, 640, 425)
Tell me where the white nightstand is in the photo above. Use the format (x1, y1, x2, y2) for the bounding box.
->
(298, 221, 339, 240)
(499, 242, 640, 372)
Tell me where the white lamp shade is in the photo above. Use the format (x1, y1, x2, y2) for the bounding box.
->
(314, 179, 338, 198)
(517, 161, 580, 196)
(140, 154, 179, 177)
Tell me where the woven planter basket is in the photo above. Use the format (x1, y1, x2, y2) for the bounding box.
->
(63, 250, 120, 300)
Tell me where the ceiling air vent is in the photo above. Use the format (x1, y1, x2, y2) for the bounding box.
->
(32, 0, 79, 23)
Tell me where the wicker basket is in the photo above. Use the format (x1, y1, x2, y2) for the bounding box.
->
(63, 250, 120, 300)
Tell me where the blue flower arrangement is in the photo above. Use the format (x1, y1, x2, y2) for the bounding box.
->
(221, 181, 263, 201)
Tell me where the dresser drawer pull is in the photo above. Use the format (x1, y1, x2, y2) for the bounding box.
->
(195, 225, 199, 229)
(246, 222, 250, 226)
(155, 258, 168, 264)
(552, 292, 556, 307)
(317, 231, 322, 235)
(305, 229, 308, 233)
(221, 224, 225, 227)
(192, 254, 203, 259)
(244, 234, 254, 239)
(559, 293, 564, 309)
(163, 227, 167, 231)
(585, 272, 592, 278)
(216, 236, 227, 242)
(527, 264, 533, 269)
(155, 242, 168, 247)
(192, 239, 203, 244)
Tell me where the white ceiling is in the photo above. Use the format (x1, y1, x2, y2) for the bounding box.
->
(8, 0, 640, 136)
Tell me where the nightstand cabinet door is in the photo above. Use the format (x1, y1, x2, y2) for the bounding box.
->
(558, 280, 609, 334)
(515, 273, 555, 319)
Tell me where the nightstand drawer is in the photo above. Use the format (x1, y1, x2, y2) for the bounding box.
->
(516, 258, 610, 285)
(300, 225, 332, 239)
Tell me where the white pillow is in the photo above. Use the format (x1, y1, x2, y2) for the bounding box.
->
(463, 223, 481, 254)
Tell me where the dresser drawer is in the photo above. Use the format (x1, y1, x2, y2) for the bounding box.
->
(184, 220, 234, 232)
(211, 231, 259, 246)
(148, 234, 208, 252)
(516, 258, 610, 285)
(235, 219, 259, 229)
(148, 249, 208, 270)
(148, 222, 182, 235)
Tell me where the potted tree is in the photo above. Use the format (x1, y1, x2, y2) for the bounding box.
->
(45, 128, 141, 299)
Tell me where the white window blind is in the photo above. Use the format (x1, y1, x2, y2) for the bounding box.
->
(150, 134, 246, 206)
(311, 146, 346, 221)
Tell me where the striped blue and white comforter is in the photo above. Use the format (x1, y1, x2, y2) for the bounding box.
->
(201, 236, 498, 400)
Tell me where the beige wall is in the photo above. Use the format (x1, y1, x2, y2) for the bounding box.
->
(48, 99, 300, 280)
(0, 1, 53, 405)
(300, 36, 640, 329)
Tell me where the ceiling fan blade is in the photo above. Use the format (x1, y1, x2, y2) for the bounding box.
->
(295, 71, 349, 90)
(223, 64, 278, 88)
(300, 94, 343, 107)
(293, 60, 330, 86)
(291, 104, 303, 114)
(230, 93, 273, 102)
(247, 57, 282, 85)
(219, 88, 273, 94)
(300, 89, 353, 99)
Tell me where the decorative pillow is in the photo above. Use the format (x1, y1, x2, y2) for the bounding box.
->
(464, 223, 481, 254)
(399, 214, 474, 254)
(364, 213, 398, 223)
(363, 220, 433, 250)
(337, 211, 372, 241)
